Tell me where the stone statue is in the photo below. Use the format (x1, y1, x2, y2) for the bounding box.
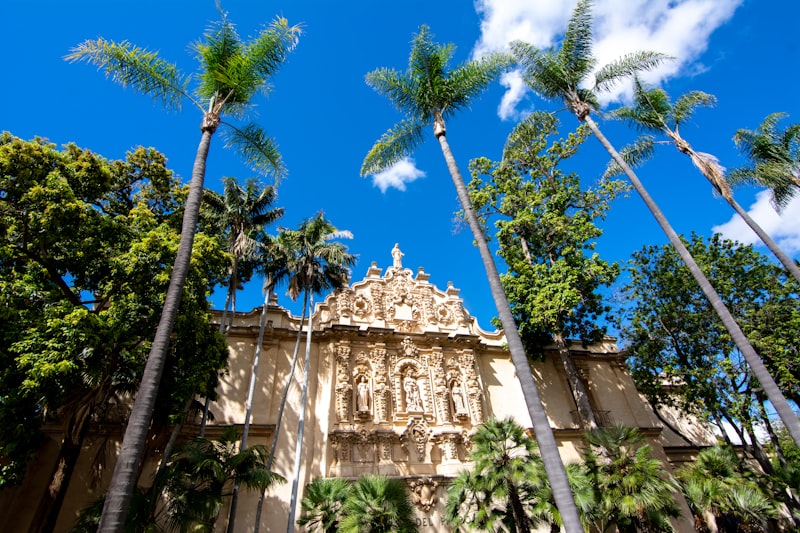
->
(451, 380, 467, 415)
(391, 243, 404, 269)
(357, 376, 370, 412)
(404, 375, 422, 411)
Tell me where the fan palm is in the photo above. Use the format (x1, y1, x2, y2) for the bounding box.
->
(361, 25, 583, 533)
(338, 474, 418, 533)
(732, 112, 800, 211)
(582, 424, 681, 532)
(279, 213, 356, 531)
(297, 477, 352, 533)
(67, 10, 299, 530)
(608, 81, 800, 285)
(510, 0, 800, 448)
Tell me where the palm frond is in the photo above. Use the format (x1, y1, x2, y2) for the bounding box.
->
(365, 68, 423, 118)
(560, 0, 595, 79)
(445, 52, 513, 115)
(222, 122, 285, 180)
(604, 135, 655, 178)
(243, 17, 302, 93)
(360, 118, 426, 176)
(594, 51, 670, 93)
(672, 91, 716, 125)
(66, 39, 190, 110)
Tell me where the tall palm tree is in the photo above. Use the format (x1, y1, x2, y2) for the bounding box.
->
(732, 112, 800, 211)
(297, 477, 352, 533)
(66, 12, 299, 530)
(338, 474, 418, 533)
(360, 25, 583, 533)
(510, 0, 800, 448)
(203, 179, 284, 531)
(279, 213, 356, 531)
(608, 81, 800, 285)
(582, 425, 681, 532)
(205, 177, 284, 338)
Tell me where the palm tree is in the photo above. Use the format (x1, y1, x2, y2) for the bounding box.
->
(360, 25, 583, 533)
(582, 424, 681, 532)
(67, 11, 299, 529)
(510, 0, 800, 448)
(732, 112, 800, 211)
(160, 428, 284, 532)
(297, 477, 352, 533)
(279, 213, 356, 531)
(204, 177, 284, 338)
(202, 178, 284, 531)
(677, 445, 777, 532)
(608, 81, 800, 285)
(338, 474, 418, 533)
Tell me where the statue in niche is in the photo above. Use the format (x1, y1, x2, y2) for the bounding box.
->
(451, 379, 467, 415)
(391, 243, 404, 269)
(356, 376, 371, 412)
(404, 375, 423, 411)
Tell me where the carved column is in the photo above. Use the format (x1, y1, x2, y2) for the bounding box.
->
(430, 347, 450, 423)
(459, 349, 484, 423)
(335, 344, 352, 422)
(371, 344, 390, 422)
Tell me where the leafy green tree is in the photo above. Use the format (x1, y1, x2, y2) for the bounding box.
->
(677, 445, 777, 532)
(66, 11, 299, 529)
(297, 477, 352, 533)
(510, 0, 800, 448)
(338, 474, 418, 533)
(616, 233, 800, 525)
(0, 134, 228, 532)
(280, 213, 356, 531)
(582, 425, 681, 532)
(469, 111, 625, 429)
(732, 112, 800, 211)
(360, 25, 582, 532)
(608, 80, 800, 285)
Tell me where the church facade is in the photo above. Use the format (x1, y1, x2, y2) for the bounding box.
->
(2, 245, 712, 532)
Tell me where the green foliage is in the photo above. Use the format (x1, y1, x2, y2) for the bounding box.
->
(677, 445, 777, 531)
(337, 474, 418, 533)
(297, 477, 352, 533)
(0, 134, 228, 487)
(732, 112, 800, 211)
(615, 233, 800, 425)
(72, 428, 283, 532)
(468, 112, 625, 355)
(582, 425, 681, 532)
(510, 0, 668, 114)
(361, 25, 510, 175)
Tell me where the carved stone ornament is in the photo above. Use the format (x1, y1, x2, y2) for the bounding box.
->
(409, 477, 439, 512)
(401, 417, 429, 462)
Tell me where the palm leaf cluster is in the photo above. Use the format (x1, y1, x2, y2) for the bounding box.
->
(298, 474, 417, 533)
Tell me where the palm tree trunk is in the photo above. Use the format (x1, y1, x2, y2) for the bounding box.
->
(554, 333, 597, 430)
(226, 286, 272, 533)
(583, 114, 800, 447)
(253, 293, 308, 533)
(507, 477, 531, 533)
(287, 292, 314, 531)
(726, 195, 800, 285)
(99, 128, 213, 533)
(434, 124, 584, 533)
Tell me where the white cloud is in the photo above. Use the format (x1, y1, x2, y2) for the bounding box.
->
(497, 70, 529, 121)
(473, 0, 742, 112)
(369, 157, 426, 193)
(712, 190, 800, 254)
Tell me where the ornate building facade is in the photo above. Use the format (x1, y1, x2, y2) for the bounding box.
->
(1, 245, 712, 532)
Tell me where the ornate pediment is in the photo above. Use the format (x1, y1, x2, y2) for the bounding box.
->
(316, 244, 481, 335)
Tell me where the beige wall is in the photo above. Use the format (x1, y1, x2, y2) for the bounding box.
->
(1, 254, 712, 533)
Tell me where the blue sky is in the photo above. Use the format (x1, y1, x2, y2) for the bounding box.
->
(3, 0, 798, 332)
